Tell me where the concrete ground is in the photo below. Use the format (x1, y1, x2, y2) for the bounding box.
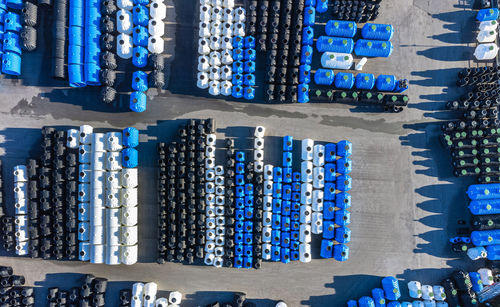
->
(0, 0, 490, 306)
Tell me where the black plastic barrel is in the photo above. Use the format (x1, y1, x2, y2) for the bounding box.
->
(22, 1, 38, 27)
(149, 54, 164, 70)
(100, 69, 116, 86)
(20, 26, 37, 51)
(100, 86, 117, 104)
(100, 51, 117, 69)
(101, 15, 115, 33)
(100, 33, 115, 51)
(151, 70, 165, 89)
(101, 0, 116, 15)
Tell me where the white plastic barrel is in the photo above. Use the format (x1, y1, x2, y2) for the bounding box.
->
(121, 206, 138, 226)
(219, 79, 231, 95)
(121, 225, 138, 245)
(222, 8, 233, 22)
(14, 225, 28, 242)
(144, 282, 158, 307)
(210, 21, 222, 36)
(107, 226, 121, 246)
(105, 245, 121, 265)
(299, 224, 312, 243)
(301, 183, 313, 205)
(91, 171, 105, 190)
(79, 164, 92, 183)
(209, 67, 221, 80)
(474, 43, 499, 60)
(199, 21, 210, 37)
(107, 208, 121, 228)
(220, 65, 232, 80)
(312, 212, 323, 234)
(220, 36, 232, 49)
(232, 22, 245, 36)
(78, 202, 90, 221)
(79, 125, 93, 144)
(233, 7, 245, 22)
(199, 5, 211, 22)
(79, 242, 90, 261)
(149, 19, 165, 37)
(301, 139, 314, 160)
(106, 151, 122, 171)
(90, 244, 105, 264)
(121, 168, 138, 188)
(211, 6, 222, 21)
(150, 0, 167, 20)
(408, 281, 422, 299)
(467, 246, 487, 260)
(90, 225, 104, 244)
(13, 165, 27, 182)
(67, 129, 80, 148)
(117, 9, 133, 34)
(79, 145, 92, 164)
(299, 243, 312, 263)
(313, 167, 325, 189)
(92, 151, 105, 170)
(197, 72, 209, 89)
(209, 36, 221, 50)
(117, 0, 133, 10)
(14, 199, 27, 215)
(211, 0, 222, 6)
(132, 283, 145, 307)
(312, 190, 324, 212)
(479, 268, 494, 286)
(90, 203, 105, 226)
(222, 0, 234, 8)
(121, 188, 138, 207)
(421, 285, 434, 300)
(479, 20, 498, 31)
(321, 52, 354, 70)
(355, 57, 368, 71)
(301, 161, 313, 182)
(198, 55, 210, 71)
(204, 252, 215, 265)
(209, 50, 222, 66)
(313, 144, 325, 166)
(477, 30, 497, 43)
(300, 205, 312, 224)
(148, 36, 164, 54)
(105, 132, 122, 152)
(221, 22, 232, 36)
(13, 182, 27, 200)
(433, 286, 446, 301)
(106, 188, 121, 208)
(92, 133, 106, 152)
(117, 33, 133, 59)
(254, 137, 264, 150)
(106, 171, 121, 190)
(14, 215, 27, 227)
(209, 80, 221, 95)
(221, 49, 233, 65)
(169, 292, 182, 305)
(198, 38, 210, 55)
(121, 245, 138, 265)
(15, 241, 28, 256)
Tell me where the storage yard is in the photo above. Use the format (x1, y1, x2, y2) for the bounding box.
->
(0, 0, 499, 306)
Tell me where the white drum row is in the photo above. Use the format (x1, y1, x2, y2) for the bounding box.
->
(78, 204, 138, 226)
(117, 11, 165, 35)
(262, 242, 312, 263)
(78, 167, 138, 189)
(199, 5, 244, 23)
(205, 165, 225, 267)
(116, 33, 165, 59)
(252, 126, 265, 173)
(300, 162, 325, 189)
(117, 0, 167, 19)
(67, 127, 123, 152)
(13, 166, 28, 255)
(199, 21, 245, 38)
(78, 242, 138, 265)
(78, 222, 138, 245)
(131, 282, 182, 307)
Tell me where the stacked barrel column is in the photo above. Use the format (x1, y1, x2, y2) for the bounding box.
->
(299, 139, 313, 262)
(20, 2, 39, 53)
(252, 127, 264, 268)
(195, 121, 209, 263)
(64, 131, 79, 260)
(290, 167, 302, 261)
(213, 165, 225, 267)
(331, 0, 382, 22)
(99, 0, 118, 104)
(281, 136, 293, 264)
(271, 165, 282, 262)
(13, 165, 28, 256)
(2, 2, 23, 76)
(311, 145, 324, 238)
(84, 0, 102, 86)
(149, 1, 167, 91)
(68, 0, 85, 87)
(204, 133, 216, 266)
(223, 138, 235, 267)
(262, 164, 273, 260)
(52, 0, 68, 78)
(77, 125, 93, 261)
(120, 127, 139, 265)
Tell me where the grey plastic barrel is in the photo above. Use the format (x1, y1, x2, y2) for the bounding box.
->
(100, 51, 117, 69)
(101, 0, 117, 15)
(54, 38, 66, 59)
(22, 2, 38, 27)
(150, 70, 165, 89)
(149, 53, 164, 70)
(100, 33, 115, 51)
(101, 16, 115, 33)
(100, 86, 117, 104)
(52, 58, 66, 79)
(100, 69, 116, 86)
(20, 26, 37, 51)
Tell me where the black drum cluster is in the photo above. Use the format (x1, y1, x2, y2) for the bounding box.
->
(46, 274, 108, 307)
(330, 0, 382, 22)
(0, 266, 34, 307)
(20, 1, 38, 52)
(99, 0, 119, 104)
(52, 0, 68, 79)
(0, 127, 79, 260)
(442, 66, 500, 183)
(247, 0, 304, 103)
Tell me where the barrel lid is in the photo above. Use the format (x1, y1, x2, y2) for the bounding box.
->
(328, 38, 333, 43)
(341, 92, 347, 98)
(326, 71, 331, 77)
(382, 42, 388, 48)
(391, 96, 397, 102)
(367, 41, 372, 47)
(326, 91, 333, 97)
(352, 92, 358, 98)
(377, 94, 383, 100)
(473, 158, 479, 164)
(315, 90, 321, 96)
(348, 23, 353, 28)
(371, 25, 376, 30)
(490, 9, 494, 14)
(386, 77, 392, 83)
(342, 39, 347, 45)
(490, 46, 494, 50)
(366, 92, 372, 98)
(344, 56, 349, 60)
(491, 31, 495, 35)
(329, 54, 335, 59)
(334, 21, 339, 27)
(475, 167, 480, 173)
(386, 26, 391, 31)
(343, 75, 348, 80)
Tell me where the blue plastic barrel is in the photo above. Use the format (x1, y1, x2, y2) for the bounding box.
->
(133, 26, 148, 47)
(337, 175, 352, 191)
(325, 20, 357, 38)
(84, 43, 100, 63)
(336, 192, 351, 209)
(243, 74, 255, 86)
(0, 0, 5, 11)
(132, 46, 148, 68)
(355, 40, 393, 58)
(337, 140, 352, 157)
(134, 0, 148, 5)
(320, 239, 334, 258)
(85, 26, 101, 45)
(472, 229, 500, 246)
(243, 87, 255, 100)
(244, 36, 255, 49)
(323, 220, 335, 238)
(0, 11, 4, 25)
(301, 45, 313, 64)
(232, 73, 243, 86)
(337, 157, 352, 175)
(4, 12, 20, 33)
(3, 31, 20, 54)
(387, 303, 401, 307)
(68, 64, 85, 87)
(324, 164, 336, 182)
(334, 72, 355, 89)
(411, 302, 424, 307)
(85, 7, 101, 28)
(316, 36, 354, 53)
(234, 256, 243, 268)
(316, 0, 328, 13)
(477, 8, 499, 21)
(232, 85, 243, 98)
(335, 226, 351, 243)
(347, 300, 358, 307)
(68, 45, 84, 65)
(233, 36, 244, 49)
(6, 0, 21, 10)
(362, 23, 394, 41)
(123, 127, 139, 148)
(335, 209, 351, 226)
(304, 6, 316, 26)
(486, 244, 500, 260)
(298, 83, 310, 103)
(467, 183, 500, 200)
(299, 64, 311, 83)
(376, 75, 397, 92)
(132, 71, 148, 92)
(69, 27, 84, 46)
(395, 79, 409, 93)
(244, 49, 256, 61)
(334, 244, 349, 262)
(244, 60, 255, 73)
(281, 247, 290, 264)
(314, 68, 335, 85)
(69, 4, 84, 27)
(358, 297, 374, 307)
(469, 272, 483, 292)
(130, 91, 147, 112)
(469, 199, 500, 215)
(133, 5, 149, 27)
(1, 51, 19, 75)
(382, 277, 401, 301)
(302, 26, 314, 46)
(371, 288, 386, 307)
(122, 148, 138, 168)
(233, 48, 244, 61)
(355, 73, 375, 90)
(84, 63, 100, 85)
(232, 61, 243, 74)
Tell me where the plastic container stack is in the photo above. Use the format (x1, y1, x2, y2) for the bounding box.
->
(442, 67, 500, 182)
(46, 274, 108, 306)
(13, 165, 28, 256)
(52, 0, 68, 79)
(157, 119, 353, 268)
(98, 0, 118, 104)
(331, 0, 382, 22)
(2, 5, 23, 76)
(354, 23, 394, 58)
(20, 2, 39, 52)
(0, 266, 35, 306)
(475, 8, 499, 61)
(83, 0, 102, 86)
(68, 0, 85, 87)
(120, 282, 182, 307)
